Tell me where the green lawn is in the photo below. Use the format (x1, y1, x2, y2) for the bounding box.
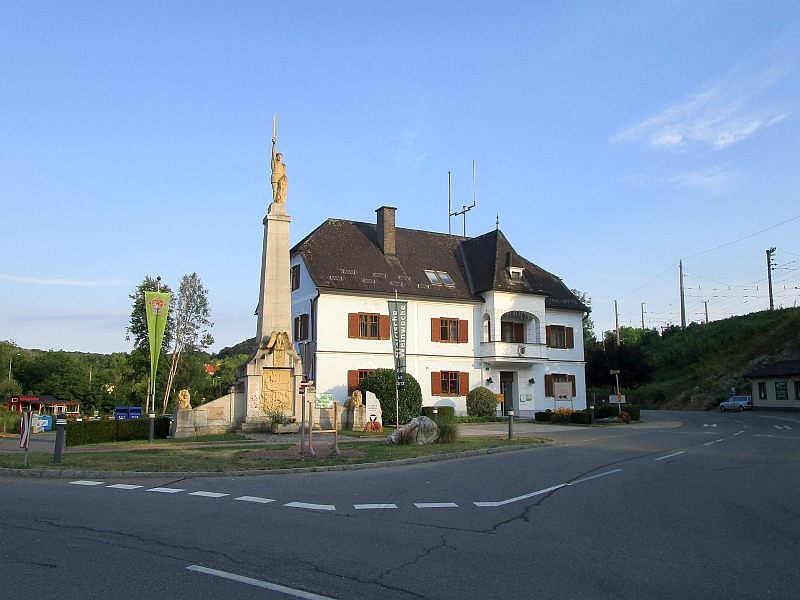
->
(0, 437, 547, 472)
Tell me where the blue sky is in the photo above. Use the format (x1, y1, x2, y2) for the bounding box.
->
(2, 1, 799, 353)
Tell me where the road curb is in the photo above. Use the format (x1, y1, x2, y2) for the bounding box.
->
(0, 440, 555, 479)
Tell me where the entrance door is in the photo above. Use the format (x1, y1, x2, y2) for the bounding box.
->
(500, 372, 514, 416)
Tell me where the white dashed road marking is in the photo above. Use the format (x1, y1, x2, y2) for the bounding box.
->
(704, 439, 723, 446)
(187, 565, 336, 600)
(703, 424, 717, 428)
(147, 487, 185, 494)
(734, 431, 744, 436)
(655, 451, 685, 461)
(284, 502, 336, 511)
(189, 491, 229, 498)
(69, 480, 105, 486)
(474, 469, 621, 507)
(106, 484, 143, 490)
(415, 502, 459, 508)
(234, 496, 275, 504)
(354, 504, 397, 510)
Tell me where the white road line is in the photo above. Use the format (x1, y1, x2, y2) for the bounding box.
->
(284, 502, 336, 511)
(188, 491, 229, 498)
(415, 502, 459, 508)
(568, 469, 623, 485)
(235, 496, 276, 504)
(655, 451, 685, 461)
(734, 431, 744, 436)
(106, 484, 143, 490)
(775, 425, 783, 429)
(354, 504, 397, 510)
(69, 480, 105, 486)
(186, 565, 336, 600)
(146, 487, 185, 494)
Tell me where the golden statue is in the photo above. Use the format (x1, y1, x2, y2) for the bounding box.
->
(177, 389, 192, 410)
(271, 116, 288, 203)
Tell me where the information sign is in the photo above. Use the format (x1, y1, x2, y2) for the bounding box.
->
(315, 394, 333, 409)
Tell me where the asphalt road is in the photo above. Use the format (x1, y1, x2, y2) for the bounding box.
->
(1, 410, 798, 599)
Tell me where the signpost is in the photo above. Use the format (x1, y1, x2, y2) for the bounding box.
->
(19, 409, 31, 467)
(610, 369, 622, 413)
(388, 298, 407, 431)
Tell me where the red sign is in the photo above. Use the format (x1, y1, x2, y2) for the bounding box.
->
(19, 411, 31, 449)
(299, 380, 310, 395)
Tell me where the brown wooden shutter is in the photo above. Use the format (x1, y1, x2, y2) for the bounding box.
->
(568, 375, 576, 396)
(379, 315, 391, 340)
(293, 316, 299, 341)
(431, 318, 441, 342)
(459, 372, 469, 396)
(545, 325, 552, 347)
(566, 327, 574, 349)
(513, 323, 524, 343)
(348, 370, 359, 396)
(348, 313, 359, 338)
(544, 374, 554, 397)
(431, 371, 442, 396)
(459, 320, 469, 343)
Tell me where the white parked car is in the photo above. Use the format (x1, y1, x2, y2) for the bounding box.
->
(719, 396, 752, 412)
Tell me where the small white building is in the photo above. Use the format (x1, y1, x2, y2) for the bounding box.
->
(290, 206, 588, 417)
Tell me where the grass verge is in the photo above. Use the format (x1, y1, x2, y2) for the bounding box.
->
(0, 437, 547, 472)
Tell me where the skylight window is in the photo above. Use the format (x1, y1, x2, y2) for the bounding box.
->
(424, 270, 442, 284)
(424, 270, 456, 287)
(438, 271, 455, 286)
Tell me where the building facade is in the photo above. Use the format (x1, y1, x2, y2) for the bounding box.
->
(290, 206, 588, 417)
(744, 360, 800, 409)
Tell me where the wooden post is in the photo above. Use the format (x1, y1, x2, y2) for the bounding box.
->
(332, 401, 340, 456)
(307, 400, 315, 457)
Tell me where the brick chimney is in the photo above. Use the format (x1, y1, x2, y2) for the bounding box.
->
(375, 206, 397, 256)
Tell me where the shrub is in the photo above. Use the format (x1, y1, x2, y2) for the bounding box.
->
(1, 410, 22, 434)
(534, 410, 552, 422)
(623, 405, 641, 421)
(466, 386, 497, 417)
(571, 411, 591, 425)
(421, 406, 455, 422)
(436, 420, 459, 444)
(358, 369, 422, 425)
(550, 408, 575, 424)
(619, 410, 631, 424)
(66, 417, 170, 446)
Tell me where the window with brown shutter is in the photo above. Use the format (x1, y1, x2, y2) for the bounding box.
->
(290, 264, 301, 291)
(459, 320, 469, 343)
(294, 314, 309, 341)
(501, 321, 524, 343)
(548, 325, 568, 348)
(431, 371, 442, 395)
(379, 315, 390, 340)
(348, 313, 385, 339)
(565, 327, 574, 349)
(545, 373, 570, 397)
(459, 372, 469, 396)
(545, 325, 552, 346)
(348, 369, 375, 396)
(431, 318, 441, 342)
(544, 374, 553, 397)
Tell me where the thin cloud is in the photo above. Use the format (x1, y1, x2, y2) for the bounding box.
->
(0, 274, 126, 286)
(613, 66, 793, 150)
(622, 165, 741, 195)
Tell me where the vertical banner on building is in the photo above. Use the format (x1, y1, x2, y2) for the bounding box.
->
(144, 291, 171, 412)
(388, 300, 408, 389)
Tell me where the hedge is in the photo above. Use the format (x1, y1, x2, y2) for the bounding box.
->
(571, 411, 591, 425)
(595, 404, 640, 421)
(358, 369, 422, 425)
(466, 386, 497, 417)
(534, 410, 552, 422)
(421, 406, 455, 422)
(66, 417, 171, 446)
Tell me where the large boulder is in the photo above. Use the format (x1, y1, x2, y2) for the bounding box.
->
(386, 416, 439, 445)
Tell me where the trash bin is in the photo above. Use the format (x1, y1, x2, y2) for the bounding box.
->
(39, 414, 53, 431)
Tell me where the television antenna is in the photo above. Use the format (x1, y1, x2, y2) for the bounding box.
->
(448, 161, 476, 236)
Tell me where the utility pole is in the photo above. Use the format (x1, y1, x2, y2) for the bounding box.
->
(641, 302, 646, 330)
(767, 247, 776, 310)
(679, 260, 686, 328)
(703, 300, 709, 324)
(615, 300, 620, 346)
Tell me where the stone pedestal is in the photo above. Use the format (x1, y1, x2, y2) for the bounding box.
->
(173, 409, 196, 439)
(342, 406, 366, 430)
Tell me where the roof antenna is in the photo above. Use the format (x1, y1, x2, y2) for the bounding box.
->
(448, 161, 477, 237)
(496, 215, 499, 230)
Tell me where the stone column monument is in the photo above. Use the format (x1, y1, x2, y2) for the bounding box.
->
(237, 119, 303, 431)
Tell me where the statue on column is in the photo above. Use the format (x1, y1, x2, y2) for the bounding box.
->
(271, 126, 288, 204)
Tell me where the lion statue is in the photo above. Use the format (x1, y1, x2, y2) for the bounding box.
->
(177, 389, 192, 410)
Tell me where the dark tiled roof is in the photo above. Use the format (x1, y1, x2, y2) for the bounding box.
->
(292, 219, 587, 312)
(744, 359, 800, 378)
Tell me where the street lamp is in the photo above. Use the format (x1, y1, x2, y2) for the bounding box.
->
(8, 352, 20, 381)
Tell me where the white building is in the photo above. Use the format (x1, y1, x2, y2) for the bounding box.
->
(290, 206, 588, 417)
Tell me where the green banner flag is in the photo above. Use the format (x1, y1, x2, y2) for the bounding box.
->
(144, 291, 171, 407)
(388, 300, 407, 390)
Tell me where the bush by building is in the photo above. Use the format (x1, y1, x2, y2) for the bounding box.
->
(466, 386, 497, 417)
(358, 369, 422, 425)
(421, 406, 455, 422)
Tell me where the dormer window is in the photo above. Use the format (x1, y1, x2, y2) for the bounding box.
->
(507, 266, 524, 280)
(424, 270, 455, 287)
